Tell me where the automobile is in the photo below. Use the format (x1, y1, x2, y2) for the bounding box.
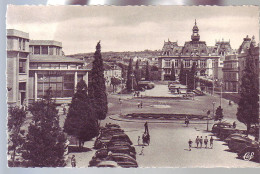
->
(110, 134, 133, 145)
(105, 123, 120, 128)
(228, 136, 259, 153)
(107, 146, 136, 159)
(107, 140, 132, 147)
(224, 133, 247, 143)
(95, 161, 121, 168)
(138, 81, 155, 90)
(108, 145, 136, 155)
(211, 122, 233, 135)
(218, 127, 245, 140)
(108, 154, 138, 168)
(237, 143, 260, 162)
(94, 137, 111, 149)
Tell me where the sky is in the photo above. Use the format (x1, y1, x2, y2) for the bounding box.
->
(6, 5, 259, 55)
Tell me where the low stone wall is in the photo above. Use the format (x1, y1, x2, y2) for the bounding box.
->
(124, 113, 208, 120)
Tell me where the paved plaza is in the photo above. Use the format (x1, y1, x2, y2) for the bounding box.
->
(61, 83, 259, 168)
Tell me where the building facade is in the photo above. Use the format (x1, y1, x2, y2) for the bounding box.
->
(222, 55, 239, 92)
(7, 29, 30, 106)
(158, 20, 232, 81)
(7, 29, 90, 106)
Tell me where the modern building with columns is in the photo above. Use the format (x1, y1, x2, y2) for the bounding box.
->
(7, 29, 90, 106)
(158, 20, 233, 81)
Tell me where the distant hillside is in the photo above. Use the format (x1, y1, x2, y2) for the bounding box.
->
(67, 50, 161, 62)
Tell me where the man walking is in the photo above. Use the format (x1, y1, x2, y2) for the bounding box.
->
(195, 136, 200, 148)
(199, 136, 203, 148)
(188, 139, 193, 151)
(204, 136, 208, 148)
(210, 136, 214, 149)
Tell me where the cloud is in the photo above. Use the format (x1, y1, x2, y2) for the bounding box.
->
(6, 5, 259, 54)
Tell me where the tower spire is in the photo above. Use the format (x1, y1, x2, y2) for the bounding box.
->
(195, 19, 197, 25)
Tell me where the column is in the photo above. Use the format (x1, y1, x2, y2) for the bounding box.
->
(83, 71, 89, 87)
(35, 72, 37, 101)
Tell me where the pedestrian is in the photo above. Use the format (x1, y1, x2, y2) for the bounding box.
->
(144, 121, 149, 134)
(140, 101, 143, 108)
(139, 146, 144, 155)
(63, 105, 66, 115)
(204, 136, 208, 148)
(233, 121, 236, 128)
(199, 136, 203, 148)
(138, 136, 140, 145)
(195, 136, 200, 148)
(137, 102, 140, 108)
(188, 139, 193, 151)
(210, 136, 214, 149)
(71, 155, 76, 167)
(185, 116, 189, 127)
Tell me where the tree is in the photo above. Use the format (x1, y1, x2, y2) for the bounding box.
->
(64, 80, 98, 148)
(215, 106, 224, 121)
(237, 44, 259, 135)
(145, 61, 150, 81)
(111, 77, 121, 93)
(90, 41, 108, 120)
(170, 62, 176, 81)
(8, 106, 27, 167)
(126, 58, 137, 92)
(179, 61, 184, 85)
(134, 60, 141, 85)
(187, 62, 197, 90)
(22, 89, 67, 167)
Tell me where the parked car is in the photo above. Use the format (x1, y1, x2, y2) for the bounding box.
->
(95, 160, 121, 168)
(105, 123, 120, 128)
(108, 154, 138, 168)
(228, 136, 258, 153)
(110, 134, 133, 145)
(224, 133, 247, 143)
(237, 143, 260, 162)
(218, 127, 245, 140)
(212, 122, 233, 135)
(138, 81, 155, 90)
(107, 146, 136, 159)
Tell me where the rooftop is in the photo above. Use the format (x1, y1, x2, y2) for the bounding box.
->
(7, 29, 29, 39)
(30, 40, 62, 47)
(30, 55, 84, 63)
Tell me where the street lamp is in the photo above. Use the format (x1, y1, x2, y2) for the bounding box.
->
(220, 81, 223, 107)
(212, 102, 216, 121)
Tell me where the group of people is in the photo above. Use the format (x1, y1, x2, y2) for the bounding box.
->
(137, 101, 143, 108)
(188, 136, 214, 151)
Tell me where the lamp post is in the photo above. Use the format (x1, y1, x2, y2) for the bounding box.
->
(220, 82, 223, 107)
(212, 101, 216, 121)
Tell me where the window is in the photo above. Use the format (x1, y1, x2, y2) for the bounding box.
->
(19, 59, 26, 73)
(30, 63, 38, 69)
(165, 60, 171, 67)
(175, 59, 179, 67)
(184, 60, 190, 68)
(19, 38, 22, 50)
(49, 46, 54, 55)
(22, 40, 26, 50)
(42, 46, 48, 55)
(51, 64, 59, 69)
(34, 46, 40, 54)
(60, 64, 68, 69)
(56, 48, 60, 55)
(19, 82, 26, 90)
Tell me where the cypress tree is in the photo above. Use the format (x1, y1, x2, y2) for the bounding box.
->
(64, 80, 98, 148)
(126, 58, 137, 91)
(90, 41, 108, 120)
(215, 106, 224, 121)
(179, 61, 184, 84)
(22, 89, 67, 167)
(134, 60, 141, 84)
(145, 61, 150, 81)
(170, 62, 176, 81)
(236, 44, 259, 135)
